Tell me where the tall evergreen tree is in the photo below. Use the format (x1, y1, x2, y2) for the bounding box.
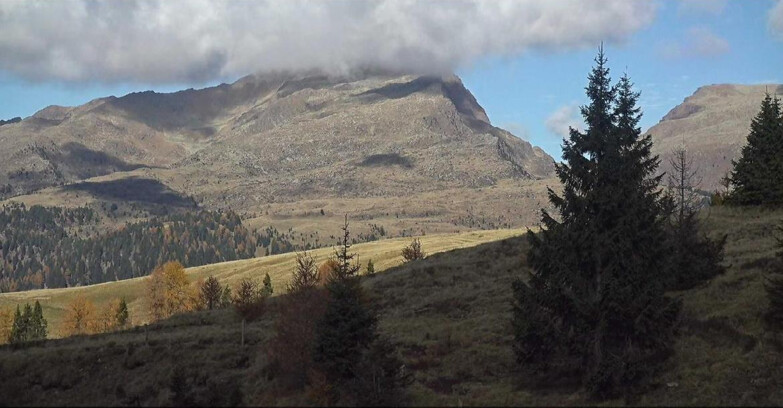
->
(21, 303, 33, 340)
(314, 216, 377, 382)
(116, 298, 129, 328)
(727, 93, 783, 205)
(512, 47, 680, 398)
(312, 215, 410, 405)
(9, 305, 25, 344)
(29, 301, 47, 340)
(262, 273, 274, 296)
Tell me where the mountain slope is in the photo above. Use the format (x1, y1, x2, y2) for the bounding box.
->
(648, 84, 783, 191)
(0, 72, 555, 235)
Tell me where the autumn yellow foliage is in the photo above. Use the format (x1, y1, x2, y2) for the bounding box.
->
(62, 295, 97, 336)
(0, 308, 14, 344)
(146, 261, 199, 321)
(317, 259, 339, 286)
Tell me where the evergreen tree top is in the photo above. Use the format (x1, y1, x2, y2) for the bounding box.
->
(728, 92, 783, 205)
(333, 215, 360, 282)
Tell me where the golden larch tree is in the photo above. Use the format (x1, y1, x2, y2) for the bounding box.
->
(146, 261, 196, 321)
(62, 295, 97, 336)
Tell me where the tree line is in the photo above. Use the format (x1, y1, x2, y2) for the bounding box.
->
(0, 204, 299, 292)
(0, 301, 48, 345)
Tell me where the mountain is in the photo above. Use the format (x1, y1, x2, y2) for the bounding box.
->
(0, 72, 555, 236)
(648, 84, 783, 192)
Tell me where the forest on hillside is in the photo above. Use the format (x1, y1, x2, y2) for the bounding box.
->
(0, 204, 300, 292)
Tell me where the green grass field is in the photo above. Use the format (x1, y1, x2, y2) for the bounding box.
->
(0, 206, 782, 406)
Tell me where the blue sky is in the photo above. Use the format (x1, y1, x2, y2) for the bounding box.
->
(458, 0, 783, 158)
(1, 0, 781, 160)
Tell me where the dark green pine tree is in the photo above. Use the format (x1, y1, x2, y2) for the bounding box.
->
(29, 300, 47, 340)
(9, 305, 25, 344)
(512, 47, 681, 398)
(116, 298, 129, 327)
(313, 215, 379, 400)
(262, 272, 273, 296)
(727, 93, 783, 205)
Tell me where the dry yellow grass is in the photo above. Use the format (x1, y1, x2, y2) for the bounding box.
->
(0, 228, 526, 338)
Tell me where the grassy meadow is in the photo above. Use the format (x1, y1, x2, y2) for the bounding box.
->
(0, 228, 526, 338)
(0, 205, 782, 405)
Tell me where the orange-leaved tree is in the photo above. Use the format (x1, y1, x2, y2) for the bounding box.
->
(94, 298, 130, 334)
(0, 307, 14, 344)
(317, 258, 339, 286)
(146, 261, 197, 321)
(62, 295, 97, 336)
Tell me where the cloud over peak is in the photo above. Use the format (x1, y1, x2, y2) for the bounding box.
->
(0, 0, 657, 83)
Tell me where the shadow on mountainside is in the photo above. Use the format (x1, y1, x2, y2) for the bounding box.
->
(51, 143, 150, 179)
(63, 177, 196, 208)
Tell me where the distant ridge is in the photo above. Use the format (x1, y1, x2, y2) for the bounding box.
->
(648, 84, 782, 191)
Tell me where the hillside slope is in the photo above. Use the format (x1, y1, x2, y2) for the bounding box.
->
(648, 84, 783, 191)
(0, 206, 780, 406)
(0, 228, 524, 335)
(0, 72, 555, 236)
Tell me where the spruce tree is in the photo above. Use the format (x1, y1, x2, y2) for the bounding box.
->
(288, 251, 319, 293)
(21, 303, 33, 340)
(313, 215, 379, 399)
(9, 305, 25, 344)
(262, 273, 273, 296)
(30, 301, 47, 340)
(512, 47, 680, 398)
(728, 93, 783, 205)
(366, 259, 375, 276)
(116, 298, 129, 328)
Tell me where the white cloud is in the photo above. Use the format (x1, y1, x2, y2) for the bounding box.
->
(0, 0, 658, 83)
(677, 0, 727, 16)
(658, 27, 730, 59)
(545, 105, 584, 139)
(771, 0, 783, 37)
